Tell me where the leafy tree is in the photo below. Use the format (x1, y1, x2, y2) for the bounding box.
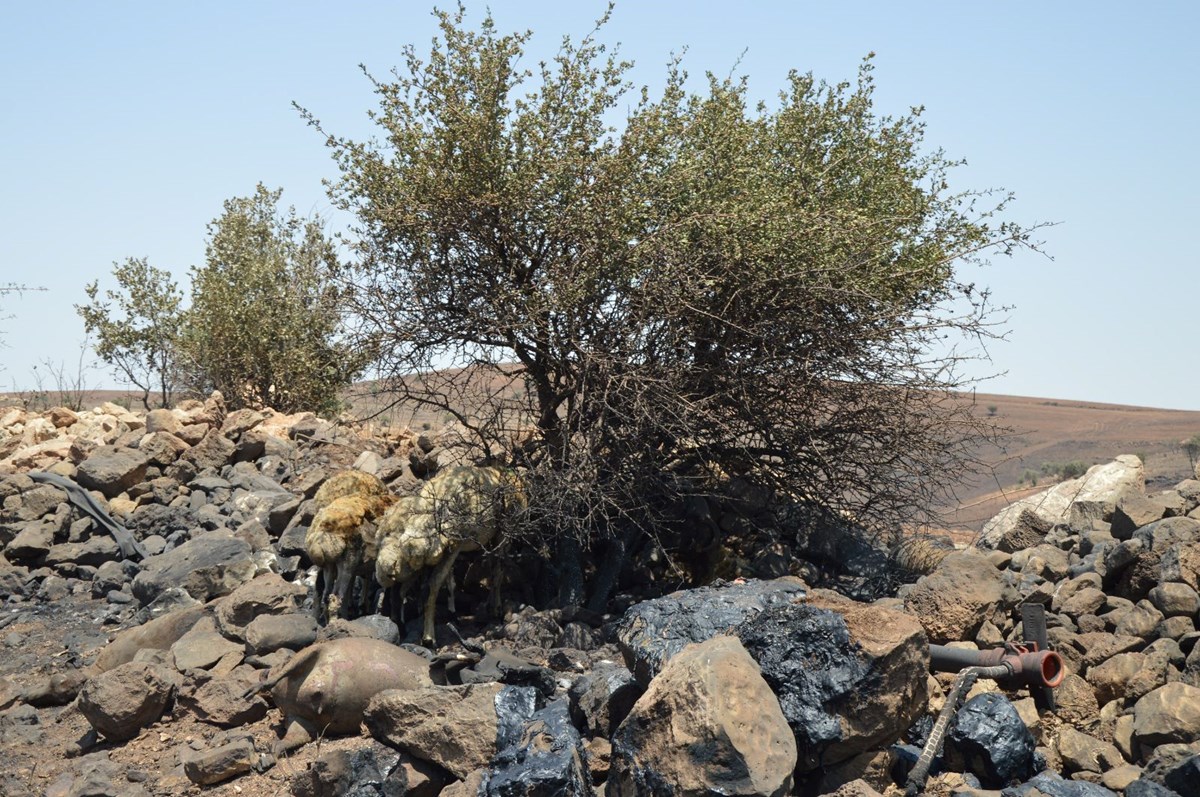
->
(305, 7, 1039, 607)
(77, 258, 185, 409)
(182, 184, 361, 415)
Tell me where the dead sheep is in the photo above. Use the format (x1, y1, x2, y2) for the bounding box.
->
(306, 491, 395, 621)
(374, 465, 526, 645)
(241, 637, 432, 753)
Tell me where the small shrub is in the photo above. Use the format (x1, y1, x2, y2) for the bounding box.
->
(1060, 460, 1088, 479)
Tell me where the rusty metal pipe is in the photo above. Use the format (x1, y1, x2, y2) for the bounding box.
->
(929, 644, 1064, 690)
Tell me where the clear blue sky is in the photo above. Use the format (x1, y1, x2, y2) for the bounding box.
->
(2, 2, 1196, 409)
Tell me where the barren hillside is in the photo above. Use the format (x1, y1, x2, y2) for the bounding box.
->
(941, 392, 1200, 534)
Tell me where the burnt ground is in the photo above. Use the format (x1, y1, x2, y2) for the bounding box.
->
(0, 591, 418, 797)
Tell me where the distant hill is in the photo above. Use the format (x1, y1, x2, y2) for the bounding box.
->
(938, 392, 1200, 535)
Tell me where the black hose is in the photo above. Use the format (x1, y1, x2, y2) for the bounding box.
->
(904, 663, 1012, 797)
(28, 471, 149, 560)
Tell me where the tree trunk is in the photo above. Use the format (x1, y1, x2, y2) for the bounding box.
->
(586, 528, 628, 614)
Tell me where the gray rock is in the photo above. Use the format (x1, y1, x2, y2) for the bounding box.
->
(1150, 583, 1200, 617)
(5, 522, 54, 561)
(1087, 652, 1145, 705)
(137, 430, 189, 467)
(1116, 601, 1166, 640)
(1056, 726, 1127, 775)
(76, 446, 151, 498)
(144, 408, 181, 435)
(181, 738, 255, 786)
(44, 537, 121, 568)
(8, 484, 67, 521)
(131, 532, 255, 605)
(903, 550, 1011, 643)
(245, 613, 318, 654)
(1112, 494, 1169, 540)
(568, 663, 642, 738)
(183, 677, 268, 728)
(212, 572, 307, 633)
(171, 625, 244, 671)
(1133, 682, 1200, 748)
(220, 408, 267, 440)
(316, 615, 404, 645)
(177, 429, 236, 473)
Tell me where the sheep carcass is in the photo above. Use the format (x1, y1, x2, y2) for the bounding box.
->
(375, 465, 525, 645)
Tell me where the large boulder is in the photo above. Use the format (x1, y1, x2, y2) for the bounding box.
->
(1133, 682, 1200, 749)
(75, 446, 152, 498)
(367, 683, 533, 779)
(616, 577, 808, 685)
(177, 428, 236, 473)
(131, 532, 256, 605)
(213, 572, 308, 634)
(978, 456, 1144, 550)
(609, 635, 796, 797)
(77, 660, 175, 741)
(736, 596, 927, 772)
(902, 551, 1011, 643)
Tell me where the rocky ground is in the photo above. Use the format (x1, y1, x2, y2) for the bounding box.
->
(3, 396, 1200, 797)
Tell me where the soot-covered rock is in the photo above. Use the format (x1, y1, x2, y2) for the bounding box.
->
(290, 740, 449, 797)
(736, 598, 927, 772)
(482, 699, 591, 797)
(1125, 781, 1184, 797)
(616, 577, 807, 685)
(945, 692, 1037, 788)
(1162, 756, 1200, 797)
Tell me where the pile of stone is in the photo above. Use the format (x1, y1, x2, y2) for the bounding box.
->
(2, 396, 1200, 797)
